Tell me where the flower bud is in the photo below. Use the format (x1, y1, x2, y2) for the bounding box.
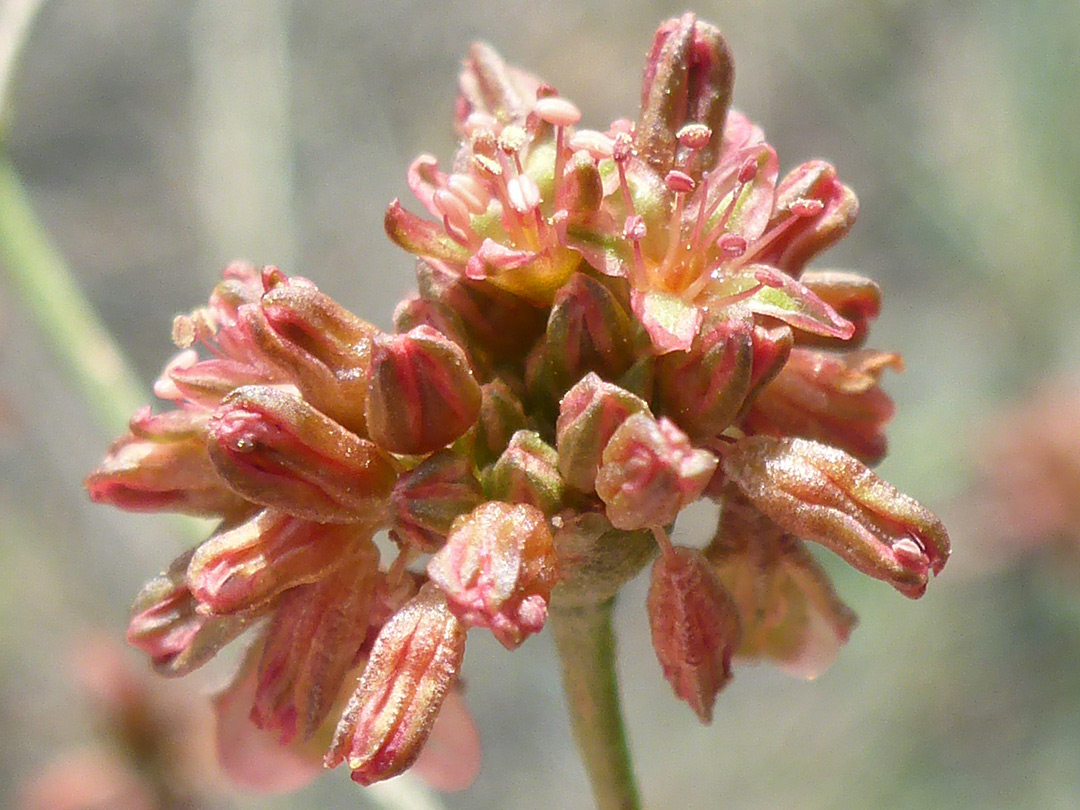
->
(252, 540, 380, 743)
(744, 323, 794, 404)
(456, 42, 541, 130)
(550, 512, 658, 608)
(742, 348, 903, 465)
(85, 407, 245, 517)
(647, 546, 741, 722)
(393, 295, 490, 381)
(253, 278, 379, 435)
(796, 271, 881, 348)
(636, 13, 734, 180)
(127, 549, 249, 677)
(722, 436, 950, 597)
(187, 509, 370, 615)
(488, 430, 566, 514)
(365, 325, 483, 455)
(755, 161, 859, 277)
(427, 501, 559, 649)
(555, 373, 650, 493)
(167, 357, 281, 410)
(207, 386, 396, 523)
(474, 380, 529, 467)
(543, 273, 641, 396)
(706, 486, 857, 679)
(655, 307, 753, 441)
(389, 451, 484, 552)
(416, 260, 547, 361)
(595, 414, 717, 530)
(325, 584, 467, 786)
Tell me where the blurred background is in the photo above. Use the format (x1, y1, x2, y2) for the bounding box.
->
(2, 0, 1079, 808)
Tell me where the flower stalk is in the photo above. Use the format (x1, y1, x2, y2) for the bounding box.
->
(550, 598, 642, 810)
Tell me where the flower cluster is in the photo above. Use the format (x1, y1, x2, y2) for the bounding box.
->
(87, 13, 949, 792)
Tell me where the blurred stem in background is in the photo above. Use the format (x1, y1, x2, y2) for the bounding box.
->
(0, 2, 444, 808)
(0, 0, 144, 434)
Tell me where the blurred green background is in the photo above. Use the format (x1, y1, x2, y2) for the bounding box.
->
(2, 1, 1079, 808)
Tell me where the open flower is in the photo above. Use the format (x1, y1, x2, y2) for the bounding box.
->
(88, 13, 949, 801)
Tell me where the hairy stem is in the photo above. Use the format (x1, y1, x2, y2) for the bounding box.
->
(550, 598, 643, 810)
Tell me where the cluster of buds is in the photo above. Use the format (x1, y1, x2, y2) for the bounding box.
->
(87, 13, 949, 792)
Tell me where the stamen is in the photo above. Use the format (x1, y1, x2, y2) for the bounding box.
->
(651, 525, 676, 558)
(569, 129, 615, 160)
(733, 197, 822, 268)
(433, 188, 473, 236)
(613, 132, 637, 215)
(447, 174, 489, 214)
(463, 111, 498, 137)
(534, 96, 582, 128)
(623, 215, 647, 286)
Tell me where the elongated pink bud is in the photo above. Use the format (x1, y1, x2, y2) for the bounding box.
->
(743, 348, 903, 465)
(636, 13, 734, 179)
(251, 540, 380, 743)
(187, 509, 370, 615)
(85, 408, 244, 517)
(722, 436, 950, 597)
(488, 430, 566, 514)
(325, 585, 466, 786)
(556, 373, 650, 493)
(389, 450, 484, 552)
(127, 550, 249, 677)
(365, 326, 482, 455)
(207, 386, 396, 523)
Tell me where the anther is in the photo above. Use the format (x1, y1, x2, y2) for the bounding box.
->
(676, 123, 712, 151)
(790, 198, 824, 217)
(535, 96, 582, 128)
(665, 170, 696, 194)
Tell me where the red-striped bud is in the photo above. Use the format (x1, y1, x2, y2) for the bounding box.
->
(207, 386, 396, 523)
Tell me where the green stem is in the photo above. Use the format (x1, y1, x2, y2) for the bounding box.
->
(0, 157, 145, 432)
(550, 598, 643, 810)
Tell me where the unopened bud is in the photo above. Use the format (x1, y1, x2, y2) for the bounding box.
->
(325, 585, 467, 786)
(722, 436, 950, 597)
(252, 541, 380, 743)
(207, 386, 396, 523)
(85, 408, 245, 517)
(187, 509, 371, 615)
(636, 13, 734, 180)
(365, 325, 482, 455)
(474, 380, 529, 467)
(254, 279, 379, 435)
(743, 348, 903, 465)
(427, 502, 559, 649)
(416, 260, 547, 361)
(556, 372, 650, 493)
(655, 307, 753, 441)
(389, 451, 484, 552)
(545, 273, 641, 396)
(127, 549, 249, 677)
(648, 546, 741, 722)
(756, 161, 859, 277)
(488, 430, 565, 514)
(595, 414, 717, 530)
(797, 271, 881, 348)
